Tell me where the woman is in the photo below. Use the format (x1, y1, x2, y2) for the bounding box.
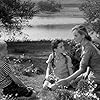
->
(43, 39, 73, 88)
(51, 24, 100, 90)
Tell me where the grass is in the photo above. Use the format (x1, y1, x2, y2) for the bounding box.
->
(1, 41, 100, 100)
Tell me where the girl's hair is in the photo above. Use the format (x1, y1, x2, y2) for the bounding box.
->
(50, 39, 63, 68)
(72, 24, 92, 41)
(51, 39, 63, 52)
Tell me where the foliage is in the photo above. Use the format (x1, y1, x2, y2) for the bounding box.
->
(6, 54, 44, 76)
(37, 0, 62, 13)
(0, 0, 62, 41)
(0, 0, 62, 30)
(74, 79, 99, 100)
(0, 0, 38, 30)
(0, 0, 40, 41)
(50, 79, 99, 100)
(79, 0, 100, 35)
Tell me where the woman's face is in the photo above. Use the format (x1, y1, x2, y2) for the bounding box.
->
(73, 30, 84, 44)
(55, 42, 65, 53)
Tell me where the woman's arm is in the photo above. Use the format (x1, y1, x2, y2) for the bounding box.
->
(59, 67, 85, 85)
(50, 67, 85, 90)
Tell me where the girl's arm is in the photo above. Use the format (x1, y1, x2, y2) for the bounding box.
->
(67, 56, 74, 75)
(45, 54, 53, 80)
(45, 63, 52, 80)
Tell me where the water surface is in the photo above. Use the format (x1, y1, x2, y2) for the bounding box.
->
(22, 16, 85, 40)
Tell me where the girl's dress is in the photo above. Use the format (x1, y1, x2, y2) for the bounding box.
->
(46, 53, 73, 80)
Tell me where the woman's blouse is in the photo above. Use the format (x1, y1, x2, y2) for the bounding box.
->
(46, 53, 73, 79)
(80, 41, 100, 83)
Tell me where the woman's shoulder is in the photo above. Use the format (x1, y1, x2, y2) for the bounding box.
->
(84, 42, 94, 52)
(86, 42, 98, 51)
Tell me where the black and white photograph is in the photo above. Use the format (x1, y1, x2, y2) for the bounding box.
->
(0, 0, 100, 100)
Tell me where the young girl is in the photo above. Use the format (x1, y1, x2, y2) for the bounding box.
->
(43, 39, 73, 89)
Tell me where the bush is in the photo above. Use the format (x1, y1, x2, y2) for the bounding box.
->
(79, 0, 100, 36)
(37, 0, 62, 13)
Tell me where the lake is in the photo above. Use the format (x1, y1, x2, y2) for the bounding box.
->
(22, 16, 85, 41)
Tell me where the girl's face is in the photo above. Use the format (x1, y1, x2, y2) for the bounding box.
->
(73, 30, 84, 44)
(55, 42, 65, 53)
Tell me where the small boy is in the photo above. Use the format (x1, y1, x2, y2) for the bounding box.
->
(0, 40, 36, 98)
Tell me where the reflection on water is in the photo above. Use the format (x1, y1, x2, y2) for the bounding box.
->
(22, 17, 85, 41)
(23, 24, 74, 40)
(29, 17, 84, 26)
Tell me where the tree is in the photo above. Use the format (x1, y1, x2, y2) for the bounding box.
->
(79, 0, 100, 35)
(0, 0, 39, 30)
(0, 0, 40, 41)
(37, 0, 62, 13)
(0, 0, 62, 41)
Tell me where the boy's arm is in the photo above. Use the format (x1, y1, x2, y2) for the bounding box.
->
(9, 72, 26, 87)
(2, 63, 26, 87)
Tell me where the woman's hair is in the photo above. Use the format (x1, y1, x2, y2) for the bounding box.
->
(72, 24, 92, 41)
(51, 39, 63, 52)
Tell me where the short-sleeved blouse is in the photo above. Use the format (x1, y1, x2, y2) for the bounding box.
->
(46, 53, 71, 79)
(80, 41, 100, 83)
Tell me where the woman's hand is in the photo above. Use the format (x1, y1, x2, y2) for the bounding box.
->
(51, 79, 69, 90)
(50, 83, 59, 90)
(57, 79, 69, 86)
